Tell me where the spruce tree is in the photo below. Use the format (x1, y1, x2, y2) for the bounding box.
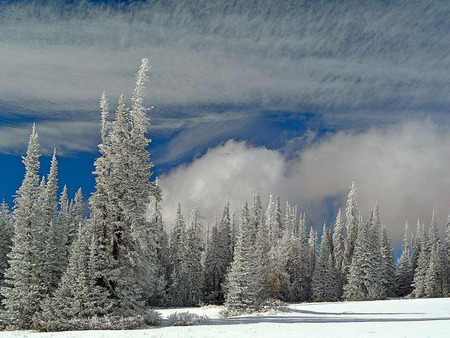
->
(343, 181, 360, 271)
(445, 215, 450, 294)
(380, 225, 396, 298)
(204, 201, 233, 304)
(344, 221, 383, 301)
(311, 225, 340, 301)
(167, 203, 186, 306)
(396, 222, 414, 297)
(0, 200, 12, 282)
(181, 207, 204, 306)
(1, 124, 46, 329)
(332, 208, 345, 299)
(224, 203, 262, 314)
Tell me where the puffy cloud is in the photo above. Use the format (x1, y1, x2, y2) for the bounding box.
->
(159, 120, 450, 245)
(159, 139, 287, 227)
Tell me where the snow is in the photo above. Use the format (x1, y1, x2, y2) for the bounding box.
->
(1, 298, 450, 338)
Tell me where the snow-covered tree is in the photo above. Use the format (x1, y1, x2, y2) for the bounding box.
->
(224, 203, 262, 313)
(282, 208, 311, 302)
(311, 225, 340, 301)
(396, 222, 414, 297)
(180, 207, 204, 306)
(344, 220, 383, 301)
(425, 241, 447, 298)
(204, 201, 233, 304)
(412, 212, 442, 298)
(1, 125, 46, 329)
(0, 200, 12, 282)
(332, 208, 345, 299)
(379, 225, 396, 298)
(251, 193, 270, 299)
(343, 181, 360, 270)
(445, 215, 450, 293)
(167, 203, 186, 306)
(33, 224, 110, 330)
(67, 188, 84, 248)
(39, 151, 66, 296)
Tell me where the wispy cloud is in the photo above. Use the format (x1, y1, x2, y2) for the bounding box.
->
(159, 120, 450, 244)
(0, 1, 449, 153)
(0, 121, 100, 155)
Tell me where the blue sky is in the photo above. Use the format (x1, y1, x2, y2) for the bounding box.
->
(0, 0, 449, 244)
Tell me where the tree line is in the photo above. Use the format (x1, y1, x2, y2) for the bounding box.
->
(0, 59, 449, 331)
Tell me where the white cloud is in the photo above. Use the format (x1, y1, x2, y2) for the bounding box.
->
(0, 1, 449, 150)
(0, 121, 100, 155)
(159, 120, 450, 245)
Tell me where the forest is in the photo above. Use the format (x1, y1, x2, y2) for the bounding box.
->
(0, 59, 449, 332)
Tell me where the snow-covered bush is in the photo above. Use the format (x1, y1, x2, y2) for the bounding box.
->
(166, 312, 209, 326)
(143, 310, 162, 326)
(34, 311, 161, 332)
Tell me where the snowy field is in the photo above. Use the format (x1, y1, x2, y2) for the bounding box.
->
(1, 298, 449, 338)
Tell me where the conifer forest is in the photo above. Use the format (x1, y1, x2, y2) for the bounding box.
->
(0, 59, 449, 332)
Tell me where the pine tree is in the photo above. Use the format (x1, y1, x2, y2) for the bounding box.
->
(344, 221, 383, 301)
(40, 150, 64, 296)
(425, 241, 446, 298)
(283, 207, 311, 302)
(311, 225, 340, 301)
(396, 222, 414, 297)
(181, 207, 204, 306)
(1, 124, 46, 329)
(167, 203, 186, 306)
(224, 203, 262, 314)
(0, 200, 12, 282)
(332, 208, 345, 299)
(423, 211, 447, 298)
(45, 58, 161, 322)
(343, 181, 360, 272)
(251, 193, 270, 300)
(445, 215, 450, 294)
(380, 225, 396, 298)
(34, 224, 110, 330)
(67, 188, 84, 248)
(204, 201, 233, 304)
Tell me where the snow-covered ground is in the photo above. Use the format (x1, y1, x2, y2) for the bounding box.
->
(1, 298, 450, 338)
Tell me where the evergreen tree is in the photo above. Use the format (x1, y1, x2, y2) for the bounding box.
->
(344, 221, 383, 301)
(425, 241, 447, 298)
(343, 181, 360, 271)
(167, 203, 186, 306)
(311, 225, 340, 301)
(34, 225, 110, 330)
(251, 193, 270, 299)
(308, 226, 318, 278)
(332, 208, 345, 299)
(282, 207, 311, 302)
(1, 125, 46, 329)
(204, 201, 233, 304)
(40, 151, 64, 295)
(0, 200, 12, 282)
(67, 188, 84, 248)
(224, 203, 262, 313)
(380, 225, 396, 298)
(181, 207, 204, 306)
(445, 215, 450, 294)
(423, 211, 447, 298)
(396, 222, 414, 297)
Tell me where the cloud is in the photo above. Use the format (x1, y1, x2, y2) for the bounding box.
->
(159, 120, 450, 245)
(0, 1, 449, 153)
(0, 121, 100, 155)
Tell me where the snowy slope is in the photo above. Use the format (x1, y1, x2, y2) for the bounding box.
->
(1, 298, 449, 338)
